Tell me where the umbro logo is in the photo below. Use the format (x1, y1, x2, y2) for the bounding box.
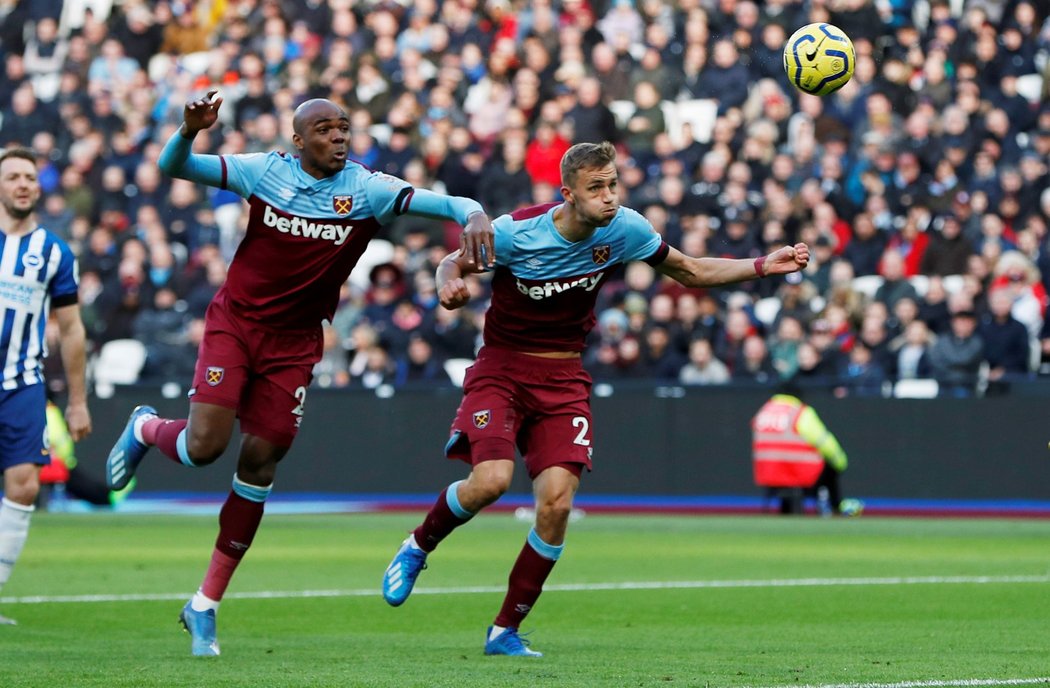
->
(277, 188, 295, 200)
(526, 258, 543, 267)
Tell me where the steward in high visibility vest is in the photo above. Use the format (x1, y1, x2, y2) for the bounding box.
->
(751, 387, 862, 516)
(751, 393, 847, 488)
(39, 401, 135, 508)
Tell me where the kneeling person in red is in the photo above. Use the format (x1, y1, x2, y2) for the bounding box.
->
(382, 141, 810, 656)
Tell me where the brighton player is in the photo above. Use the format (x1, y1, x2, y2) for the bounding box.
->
(105, 93, 492, 656)
(0, 149, 92, 625)
(382, 141, 809, 656)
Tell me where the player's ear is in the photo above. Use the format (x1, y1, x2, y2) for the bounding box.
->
(291, 133, 304, 151)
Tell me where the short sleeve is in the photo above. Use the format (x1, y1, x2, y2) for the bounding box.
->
(363, 171, 413, 225)
(620, 207, 664, 263)
(223, 152, 275, 198)
(49, 241, 79, 301)
(492, 214, 516, 267)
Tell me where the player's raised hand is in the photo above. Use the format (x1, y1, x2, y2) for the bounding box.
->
(762, 242, 810, 275)
(182, 90, 223, 137)
(460, 212, 495, 269)
(438, 276, 472, 310)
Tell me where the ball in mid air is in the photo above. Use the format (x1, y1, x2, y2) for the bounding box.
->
(783, 23, 856, 97)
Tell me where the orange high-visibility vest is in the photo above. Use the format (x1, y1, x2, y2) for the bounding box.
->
(751, 397, 824, 487)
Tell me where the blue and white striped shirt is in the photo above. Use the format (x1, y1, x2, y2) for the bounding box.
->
(0, 227, 79, 390)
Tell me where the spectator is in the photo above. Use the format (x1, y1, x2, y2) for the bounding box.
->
(639, 324, 685, 380)
(695, 39, 750, 114)
(477, 138, 533, 218)
(980, 287, 1033, 388)
(836, 340, 887, 398)
(524, 120, 571, 188)
(921, 214, 975, 276)
(928, 309, 985, 398)
(842, 212, 887, 277)
(565, 76, 619, 145)
(875, 250, 920, 310)
(889, 319, 935, 381)
(733, 334, 777, 384)
(679, 338, 730, 385)
(395, 333, 448, 387)
(622, 80, 665, 158)
(112, 5, 164, 70)
(769, 315, 806, 380)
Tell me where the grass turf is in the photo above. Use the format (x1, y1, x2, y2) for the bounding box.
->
(1, 512, 1048, 687)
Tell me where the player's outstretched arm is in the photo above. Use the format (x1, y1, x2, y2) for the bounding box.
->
(655, 242, 809, 288)
(157, 90, 226, 186)
(402, 188, 494, 268)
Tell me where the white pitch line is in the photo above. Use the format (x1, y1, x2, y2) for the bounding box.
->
(748, 678, 1050, 688)
(1, 573, 1045, 605)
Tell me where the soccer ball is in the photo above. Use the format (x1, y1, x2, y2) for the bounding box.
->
(783, 23, 856, 97)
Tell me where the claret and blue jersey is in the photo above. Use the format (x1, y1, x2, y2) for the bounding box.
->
(200, 150, 413, 330)
(483, 203, 667, 352)
(159, 131, 481, 331)
(0, 227, 78, 390)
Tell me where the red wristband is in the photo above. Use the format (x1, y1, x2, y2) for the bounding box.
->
(754, 255, 766, 278)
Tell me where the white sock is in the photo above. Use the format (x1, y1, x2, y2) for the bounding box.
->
(190, 589, 220, 613)
(132, 412, 158, 445)
(488, 625, 507, 642)
(0, 498, 34, 588)
(406, 534, 422, 550)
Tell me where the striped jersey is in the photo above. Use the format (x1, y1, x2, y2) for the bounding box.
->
(0, 227, 79, 390)
(484, 203, 668, 352)
(214, 151, 414, 330)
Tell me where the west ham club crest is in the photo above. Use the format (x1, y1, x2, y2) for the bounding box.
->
(333, 195, 353, 216)
(205, 366, 225, 386)
(592, 244, 611, 265)
(472, 410, 491, 429)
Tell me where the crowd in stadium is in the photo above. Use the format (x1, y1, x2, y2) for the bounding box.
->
(2, 0, 1049, 396)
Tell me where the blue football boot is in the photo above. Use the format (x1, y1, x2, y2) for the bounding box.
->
(382, 536, 428, 606)
(484, 626, 543, 657)
(106, 405, 157, 490)
(179, 601, 220, 656)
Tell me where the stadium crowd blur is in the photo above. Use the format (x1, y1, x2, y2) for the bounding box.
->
(3, 0, 1049, 398)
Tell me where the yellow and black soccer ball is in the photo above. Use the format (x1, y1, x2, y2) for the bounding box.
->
(783, 22, 856, 97)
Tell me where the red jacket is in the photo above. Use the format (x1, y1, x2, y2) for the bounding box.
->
(751, 397, 825, 488)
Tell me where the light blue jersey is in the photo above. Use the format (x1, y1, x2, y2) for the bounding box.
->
(484, 203, 666, 352)
(0, 227, 79, 390)
(158, 131, 483, 330)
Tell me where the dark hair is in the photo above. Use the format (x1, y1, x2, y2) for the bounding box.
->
(0, 148, 36, 168)
(560, 141, 616, 187)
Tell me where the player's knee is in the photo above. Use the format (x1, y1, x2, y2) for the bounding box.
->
(6, 479, 40, 506)
(185, 434, 225, 465)
(538, 495, 573, 525)
(469, 471, 511, 504)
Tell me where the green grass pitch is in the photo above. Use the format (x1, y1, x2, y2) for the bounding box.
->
(1, 512, 1048, 688)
